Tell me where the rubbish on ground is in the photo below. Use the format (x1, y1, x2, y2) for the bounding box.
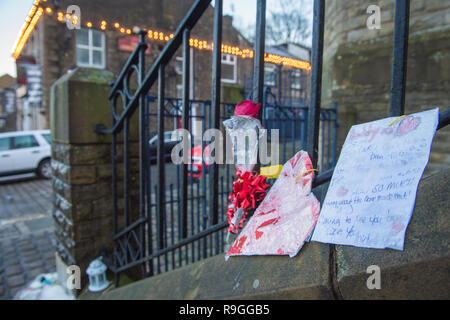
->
(14, 273, 74, 300)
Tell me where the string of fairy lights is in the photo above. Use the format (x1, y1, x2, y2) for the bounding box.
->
(12, 0, 311, 71)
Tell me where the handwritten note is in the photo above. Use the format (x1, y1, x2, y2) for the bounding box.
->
(311, 108, 439, 250)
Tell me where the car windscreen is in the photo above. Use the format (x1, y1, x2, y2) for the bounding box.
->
(41, 133, 52, 145)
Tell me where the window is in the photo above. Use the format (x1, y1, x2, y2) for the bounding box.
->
(221, 54, 237, 84)
(264, 64, 276, 86)
(174, 56, 183, 75)
(176, 84, 183, 99)
(41, 133, 52, 145)
(12, 135, 39, 149)
(0, 137, 11, 151)
(291, 70, 302, 90)
(76, 28, 106, 68)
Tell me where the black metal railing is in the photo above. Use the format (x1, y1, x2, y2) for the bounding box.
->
(243, 69, 310, 110)
(141, 93, 338, 273)
(99, 0, 450, 285)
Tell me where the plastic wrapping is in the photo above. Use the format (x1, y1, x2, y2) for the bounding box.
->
(13, 273, 74, 300)
(223, 114, 269, 235)
(223, 115, 263, 173)
(226, 151, 321, 258)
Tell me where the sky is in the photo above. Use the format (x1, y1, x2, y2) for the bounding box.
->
(0, 0, 34, 77)
(0, 0, 313, 78)
(222, 0, 313, 45)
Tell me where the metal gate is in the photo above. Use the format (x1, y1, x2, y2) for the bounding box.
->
(98, 0, 450, 285)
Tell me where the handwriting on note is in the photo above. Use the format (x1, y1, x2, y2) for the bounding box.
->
(311, 108, 439, 250)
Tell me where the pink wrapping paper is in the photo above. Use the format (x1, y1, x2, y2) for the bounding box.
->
(226, 151, 321, 258)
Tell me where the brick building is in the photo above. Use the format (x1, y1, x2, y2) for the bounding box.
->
(12, 0, 311, 131)
(0, 74, 17, 132)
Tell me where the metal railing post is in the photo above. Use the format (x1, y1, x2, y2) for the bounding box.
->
(253, 0, 266, 110)
(156, 64, 166, 273)
(332, 101, 338, 167)
(181, 29, 190, 241)
(307, 0, 325, 169)
(111, 97, 119, 285)
(137, 30, 147, 277)
(209, 0, 222, 253)
(390, 0, 410, 117)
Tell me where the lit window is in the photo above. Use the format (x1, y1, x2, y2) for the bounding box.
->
(76, 28, 106, 68)
(221, 53, 236, 84)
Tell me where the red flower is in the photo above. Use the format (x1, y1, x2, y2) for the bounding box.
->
(234, 100, 261, 118)
(226, 170, 270, 233)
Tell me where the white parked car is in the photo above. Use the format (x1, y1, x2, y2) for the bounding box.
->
(0, 130, 52, 179)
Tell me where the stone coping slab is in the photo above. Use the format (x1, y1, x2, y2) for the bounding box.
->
(95, 242, 333, 300)
(85, 169, 449, 300)
(335, 169, 450, 299)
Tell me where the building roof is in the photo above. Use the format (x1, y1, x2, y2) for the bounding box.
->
(272, 43, 311, 63)
(0, 74, 16, 89)
(265, 46, 298, 60)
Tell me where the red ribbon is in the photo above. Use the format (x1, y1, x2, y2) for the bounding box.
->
(226, 170, 271, 234)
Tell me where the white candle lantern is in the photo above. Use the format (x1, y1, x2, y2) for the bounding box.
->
(86, 257, 110, 292)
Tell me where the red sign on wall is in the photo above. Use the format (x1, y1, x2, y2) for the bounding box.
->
(118, 36, 151, 54)
(16, 57, 36, 85)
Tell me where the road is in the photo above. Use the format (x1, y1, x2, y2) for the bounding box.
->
(0, 175, 55, 300)
(0, 164, 235, 299)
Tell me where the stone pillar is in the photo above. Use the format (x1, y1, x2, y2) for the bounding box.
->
(50, 68, 116, 293)
(321, 0, 450, 172)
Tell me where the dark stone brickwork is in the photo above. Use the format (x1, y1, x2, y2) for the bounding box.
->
(321, 0, 450, 174)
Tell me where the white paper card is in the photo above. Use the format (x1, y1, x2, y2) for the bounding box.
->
(311, 108, 439, 250)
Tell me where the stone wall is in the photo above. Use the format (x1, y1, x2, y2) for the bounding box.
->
(86, 167, 449, 300)
(321, 0, 450, 174)
(49, 68, 142, 292)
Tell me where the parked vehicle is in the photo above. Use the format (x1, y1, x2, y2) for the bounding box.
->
(148, 130, 182, 164)
(0, 130, 52, 179)
(147, 132, 211, 179)
(187, 145, 211, 180)
(149, 130, 182, 146)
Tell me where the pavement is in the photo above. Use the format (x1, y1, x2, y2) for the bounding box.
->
(0, 174, 55, 300)
(0, 166, 232, 299)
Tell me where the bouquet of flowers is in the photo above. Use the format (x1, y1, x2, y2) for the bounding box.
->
(223, 100, 270, 234)
(226, 151, 321, 258)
